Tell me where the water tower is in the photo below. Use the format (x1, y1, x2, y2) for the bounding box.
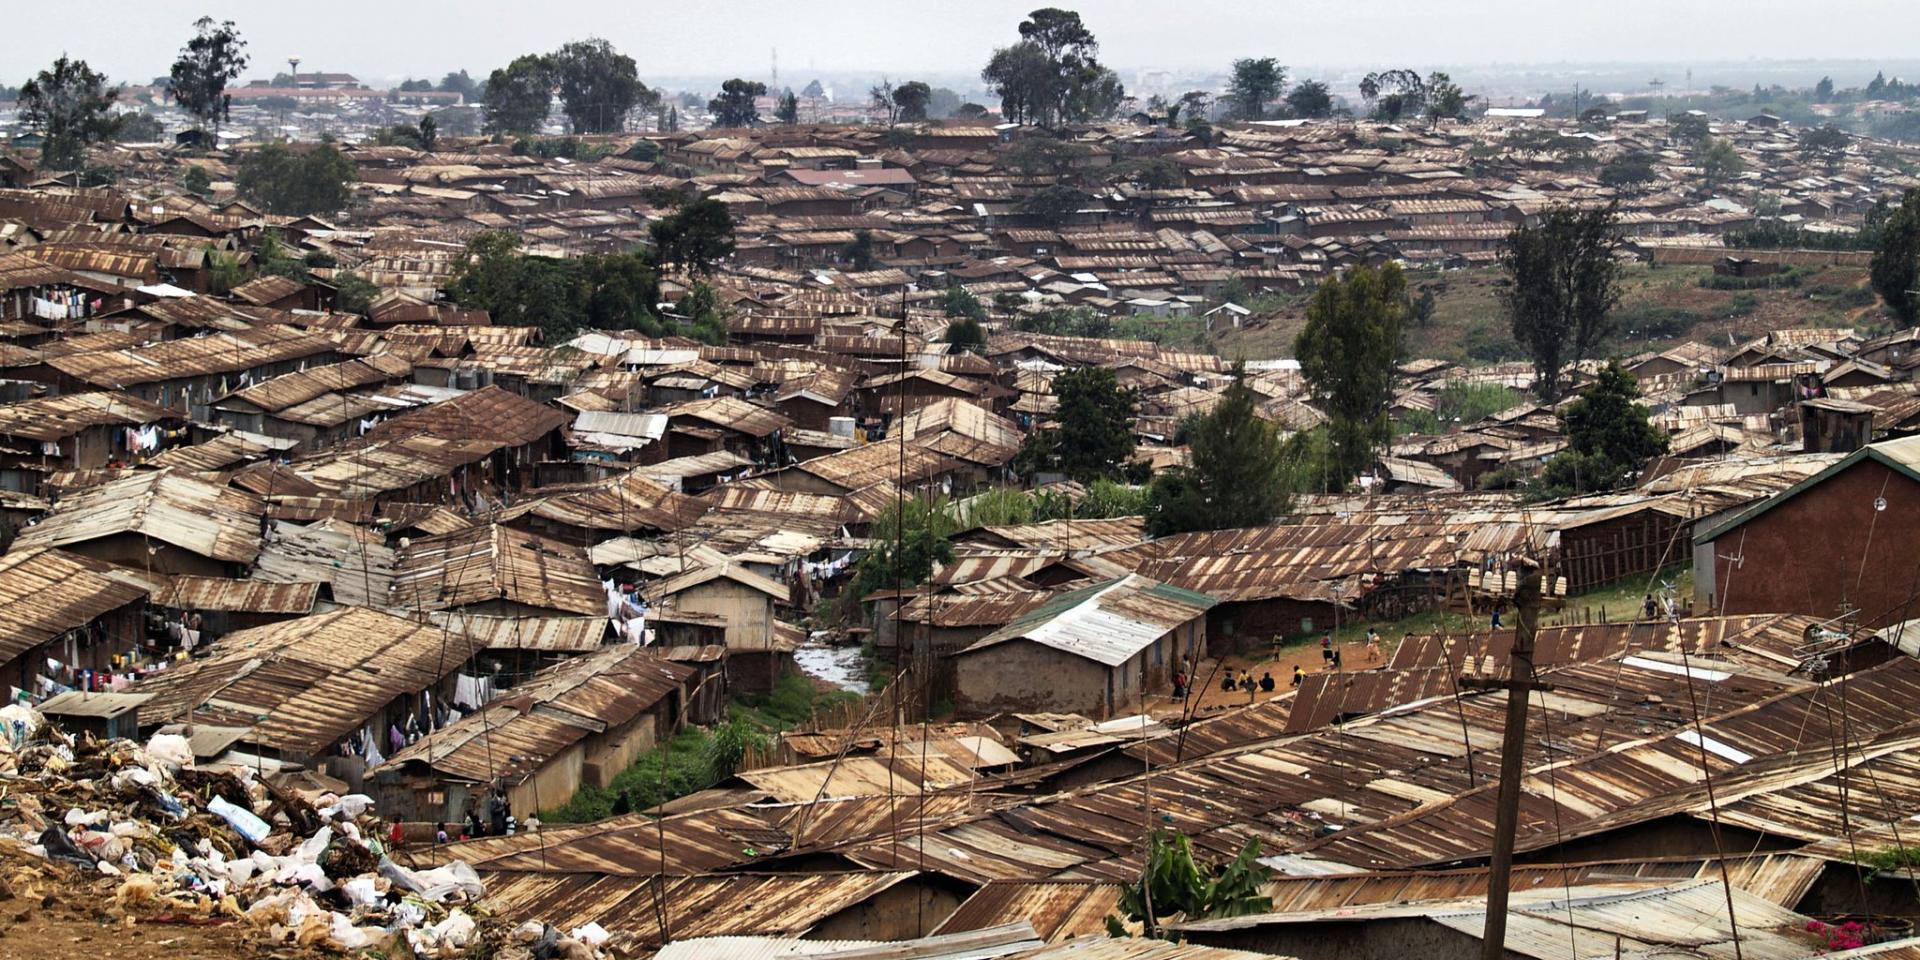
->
(287, 56, 301, 87)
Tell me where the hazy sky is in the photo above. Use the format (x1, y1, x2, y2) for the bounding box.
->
(9, 0, 1920, 88)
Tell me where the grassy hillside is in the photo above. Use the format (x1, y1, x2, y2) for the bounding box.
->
(1203, 262, 1883, 365)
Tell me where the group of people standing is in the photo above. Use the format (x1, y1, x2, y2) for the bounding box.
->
(1165, 627, 1389, 707)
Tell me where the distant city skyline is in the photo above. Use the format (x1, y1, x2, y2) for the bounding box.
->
(9, 0, 1920, 97)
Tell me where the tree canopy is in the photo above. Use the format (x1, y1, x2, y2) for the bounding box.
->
(235, 144, 356, 216)
(650, 198, 737, 274)
(483, 55, 554, 136)
(893, 81, 933, 123)
(1359, 69, 1425, 121)
(1146, 361, 1291, 536)
(981, 7, 1124, 127)
(550, 39, 655, 134)
(1530, 361, 1668, 499)
(1227, 58, 1286, 121)
(1798, 124, 1850, 169)
(448, 231, 671, 342)
(19, 56, 119, 170)
(1598, 152, 1657, 188)
(1017, 184, 1087, 226)
(169, 17, 248, 136)
(1015, 366, 1136, 482)
(1500, 203, 1623, 401)
(1284, 79, 1333, 119)
(1871, 188, 1920, 326)
(709, 78, 767, 128)
(1424, 72, 1468, 124)
(438, 70, 480, 101)
(1695, 135, 1746, 188)
(1296, 262, 1407, 488)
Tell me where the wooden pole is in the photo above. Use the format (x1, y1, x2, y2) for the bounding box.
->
(1476, 558, 1542, 960)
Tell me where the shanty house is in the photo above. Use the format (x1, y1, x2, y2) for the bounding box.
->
(131, 606, 488, 777)
(390, 523, 605, 619)
(0, 391, 177, 494)
(648, 561, 793, 692)
(1694, 434, 1920, 627)
(370, 645, 695, 824)
(0, 548, 148, 699)
(364, 385, 566, 493)
(14, 469, 265, 576)
(951, 575, 1215, 718)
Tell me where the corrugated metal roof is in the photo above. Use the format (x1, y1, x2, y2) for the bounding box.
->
(251, 518, 395, 607)
(391, 523, 604, 616)
(44, 325, 336, 389)
(424, 611, 607, 651)
(381, 644, 691, 783)
(131, 606, 485, 756)
(957, 575, 1217, 667)
(365, 384, 565, 448)
(0, 391, 173, 442)
(154, 576, 319, 614)
(480, 871, 921, 953)
(16, 469, 265, 564)
(0, 548, 149, 664)
(495, 467, 708, 535)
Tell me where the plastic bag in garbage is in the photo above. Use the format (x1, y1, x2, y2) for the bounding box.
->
(408, 909, 477, 952)
(378, 858, 484, 902)
(320, 794, 375, 819)
(341, 876, 380, 908)
(143, 732, 194, 774)
(0, 702, 40, 750)
(568, 921, 610, 947)
(327, 911, 388, 950)
(206, 795, 270, 844)
(38, 826, 93, 867)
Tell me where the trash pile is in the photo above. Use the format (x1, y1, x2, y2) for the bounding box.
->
(0, 702, 608, 958)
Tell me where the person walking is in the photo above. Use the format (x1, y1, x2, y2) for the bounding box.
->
(1320, 634, 1334, 669)
(1365, 629, 1381, 663)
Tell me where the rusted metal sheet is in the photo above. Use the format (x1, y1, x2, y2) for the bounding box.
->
(381, 645, 691, 783)
(0, 391, 173, 442)
(391, 523, 604, 616)
(932, 880, 1130, 942)
(480, 871, 920, 953)
(366, 384, 564, 448)
(154, 576, 319, 614)
(17, 469, 265, 564)
(0, 548, 148, 664)
(132, 606, 485, 756)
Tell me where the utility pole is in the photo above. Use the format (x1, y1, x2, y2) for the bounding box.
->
(1465, 557, 1545, 960)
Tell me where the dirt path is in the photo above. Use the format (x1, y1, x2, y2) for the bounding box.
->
(1147, 640, 1384, 720)
(0, 898, 310, 960)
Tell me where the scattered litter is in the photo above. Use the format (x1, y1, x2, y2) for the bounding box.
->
(0, 703, 601, 957)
